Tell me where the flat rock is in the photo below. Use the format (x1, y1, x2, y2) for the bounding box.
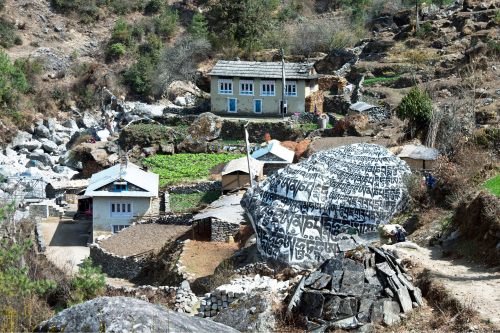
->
(300, 291, 325, 318)
(311, 273, 332, 290)
(35, 297, 238, 333)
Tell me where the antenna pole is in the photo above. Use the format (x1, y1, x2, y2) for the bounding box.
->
(281, 48, 286, 119)
(244, 122, 255, 188)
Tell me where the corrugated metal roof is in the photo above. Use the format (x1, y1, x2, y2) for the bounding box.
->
(252, 140, 295, 164)
(221, 157, 264, 176)
(208, 60, 317, 79)
(85, 162, 159, 197)
(191, 193, 245, 225)
(349, 101, 377, 112)
(398, 144, 439, 160)
(49, 179, 90, 190)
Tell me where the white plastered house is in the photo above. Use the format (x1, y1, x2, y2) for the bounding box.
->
(84, 162, 159, 237)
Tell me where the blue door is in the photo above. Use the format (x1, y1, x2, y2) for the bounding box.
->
(254, 99, 262, 114)
(228, 98, 237, 113)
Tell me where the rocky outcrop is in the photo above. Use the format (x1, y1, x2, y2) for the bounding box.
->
(289, 247, 423, 331)
(241, 143, 411, 268)
(178, 112, 223, 153)
(35, 296, 238, 333)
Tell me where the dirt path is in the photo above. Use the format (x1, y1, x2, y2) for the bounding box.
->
(386, 243, 500, 329)
(41, 212, 91, 275)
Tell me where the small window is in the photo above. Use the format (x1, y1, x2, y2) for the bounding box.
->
(260, 81, 275, 96)
(218, 79, 233, 94)
(285, 81, 297, 96)
(113, 183, 127, 192)
(240, 80, 254, 95)
(112, 225, 129, 233)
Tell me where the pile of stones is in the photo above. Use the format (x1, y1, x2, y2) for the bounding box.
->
(174, 281, 198, 314)
(289, 246, 423, 331)
(198, 274, 289, 318)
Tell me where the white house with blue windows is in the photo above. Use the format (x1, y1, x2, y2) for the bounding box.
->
(84, 162, 159, 238)
(208, 60, 320, 116)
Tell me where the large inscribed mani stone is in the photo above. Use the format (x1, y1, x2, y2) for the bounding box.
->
(241, 143, 411, 268)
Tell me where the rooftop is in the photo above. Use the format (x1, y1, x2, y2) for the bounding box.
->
(85, 162, 159, 198)
(208, 60, 318, 79)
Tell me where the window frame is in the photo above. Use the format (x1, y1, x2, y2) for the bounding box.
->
(239, 79, 254, 96)
(285, 81, 298, 97)
(110, 201, 133, 218)
(260, 80, 276, 97)
(218, 79, 233, 95)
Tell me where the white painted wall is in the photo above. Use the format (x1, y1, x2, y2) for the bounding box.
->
(92, 196, 153, 232)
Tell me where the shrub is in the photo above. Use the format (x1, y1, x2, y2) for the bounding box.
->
(123, 55, 155, 99)
(0, 51, 29, 109)
(106, 42, 126, 60)
(110, 18, 132, 45)
(69, 257, 105, 305)
(0, 18, 21, 48)
(51, 0, 101, 23)
(154, 7, 179, 38)
(397, 86, 433, 135)
(144, 0, 162, 14)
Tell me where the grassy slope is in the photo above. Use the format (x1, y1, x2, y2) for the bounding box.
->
(484, 174, 500, 196)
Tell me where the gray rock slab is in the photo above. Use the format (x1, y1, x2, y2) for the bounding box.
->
(338, 238, 357, 252)
(376, 262, 396, 277)
(35, 296, 238, 333)
(300, 291, 325, 318)
(340, 269, 365, 296)
(311, 273, 332, 290)
(328, 316, 361, 330)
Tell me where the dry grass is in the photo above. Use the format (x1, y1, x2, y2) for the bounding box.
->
(180, 240, 239, 279)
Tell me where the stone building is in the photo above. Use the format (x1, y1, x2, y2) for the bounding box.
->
(208, 60, 321, 116)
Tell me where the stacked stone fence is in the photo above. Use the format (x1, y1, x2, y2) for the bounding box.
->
(138, 213, 194, 226)
(35, 219, 46, 253)
(90, 243, 146, 280)
(167, 181, 221, 194)
(210, 219, 241, 242)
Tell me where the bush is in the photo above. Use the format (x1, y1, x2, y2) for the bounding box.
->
(51, 0, 101, 23)
(154, 7, 179, 38)
(106, 42, 126, 60)
(0, 51, 29, 109)
(110, 18, 132, 45)
(397, 86, 433, 135)
(144, 0, 162, 14)
(0, 18, 21, 48)
(123, 55, 155, 99)
(69, 257, 105, 306)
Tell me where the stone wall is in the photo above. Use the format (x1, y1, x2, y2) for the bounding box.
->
(305, 90, 325, 114)
(167, 181, 221, 194)
(140, 213, 194, 226)
(198, 275, 289, 318)
(35, 220, 46, 253)
(29, 204, 49, 219)
(211, 219, 240, 242)
(90, 243, 144, 280)
(220, 120, 304, 142)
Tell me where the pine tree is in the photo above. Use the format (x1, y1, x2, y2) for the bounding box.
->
(188, 12, 208, 39)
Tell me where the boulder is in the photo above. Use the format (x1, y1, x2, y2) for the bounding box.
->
(361, 39, 396, 56)
(315, 49, 358, 74)
(123, 102, 165, 119)
(17, 140, 42, 151)
(35, 297, 238, 333)
(346, 114, 370, 136)
(35, 124, 51, 138)
(78, 112, 99, 129)
(40, 139, 59, 153)
(28, 152, 53, 167)
(62, 119, 79, 131)
(187, 112, 222, 141)
(12, 131, 33, 149)
(241, 143, 411, 268)
(213, 290, 278, 332)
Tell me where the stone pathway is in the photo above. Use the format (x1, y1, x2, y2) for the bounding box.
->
(386, 243, 500, 329)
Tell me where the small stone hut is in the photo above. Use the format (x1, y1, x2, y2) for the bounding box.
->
(191, 194, 245, 242)
(221, 157, 264, 192)
(397, 144, 439, 170)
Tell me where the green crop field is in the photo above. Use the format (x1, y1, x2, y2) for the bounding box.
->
(143, 153, 244, 186)
(484, 174, 500, 196)
(170, 191, 221, 213)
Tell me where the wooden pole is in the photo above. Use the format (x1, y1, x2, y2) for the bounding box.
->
(244, 122, 255, 188)
(281, 48, 286, 119)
